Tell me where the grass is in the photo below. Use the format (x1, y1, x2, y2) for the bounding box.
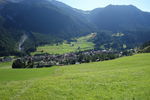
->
(0, 67, 57, 81)
(0, 61, 12, 69)
(32, 33, 95, 55)
(0, 53, 150, 100)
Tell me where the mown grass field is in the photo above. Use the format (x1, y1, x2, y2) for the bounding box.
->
(0, 53, 150, 100)
(32, 33, 95, 55)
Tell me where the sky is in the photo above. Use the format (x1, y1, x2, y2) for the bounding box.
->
(57, 0, 150, 12)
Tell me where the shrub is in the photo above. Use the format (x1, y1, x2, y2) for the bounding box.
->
(12, 59, 26, 68)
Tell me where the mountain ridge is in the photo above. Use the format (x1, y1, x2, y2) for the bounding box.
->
(0, 0, 150, 56)
(89, 4, 150, 31)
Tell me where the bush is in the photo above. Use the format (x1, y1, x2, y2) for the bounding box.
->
(12, 59, 26, 68)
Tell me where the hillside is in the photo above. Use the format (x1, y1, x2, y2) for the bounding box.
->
(93, 30, 150, 50)
(89, 5, 150, 31)
(0, 0, 150, 56)
(88, 5, 150, 50)
(0, 53, 150, 99)
(0, 0, 93, 56)
(140, 41, 150, 53)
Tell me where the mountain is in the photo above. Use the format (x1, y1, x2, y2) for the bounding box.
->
(0, 0, 150, 56)
(0, 0, 93, 56)
(89, 5, 150, 31)
(1, 0, 92, 36)
(89, 5, 150, 50)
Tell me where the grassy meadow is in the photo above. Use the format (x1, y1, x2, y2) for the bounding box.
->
(32, 33, 95, 55)
(0, 61, 12, 69)
(0, 53, 150, 100)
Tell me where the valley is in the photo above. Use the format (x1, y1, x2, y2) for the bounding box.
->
(0, 0, 150, 99)
(0, 0, 150, 56)
(32, 33, 95, 55)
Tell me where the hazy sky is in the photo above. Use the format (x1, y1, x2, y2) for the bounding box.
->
(57, 0, 150, 12)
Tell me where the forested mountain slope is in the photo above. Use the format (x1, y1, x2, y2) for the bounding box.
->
(0, 0, 93, 56)
(0, 0, 150, 56)
(89, 5, 150, 31)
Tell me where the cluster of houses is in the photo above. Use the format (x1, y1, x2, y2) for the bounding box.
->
(12, 50, 120, 68)
(0, 57, 12, 63)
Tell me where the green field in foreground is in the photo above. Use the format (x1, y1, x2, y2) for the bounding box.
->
(0, 61, 12, 69)
(32, 33, 95, 55)
(0, 53, 150, 100)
